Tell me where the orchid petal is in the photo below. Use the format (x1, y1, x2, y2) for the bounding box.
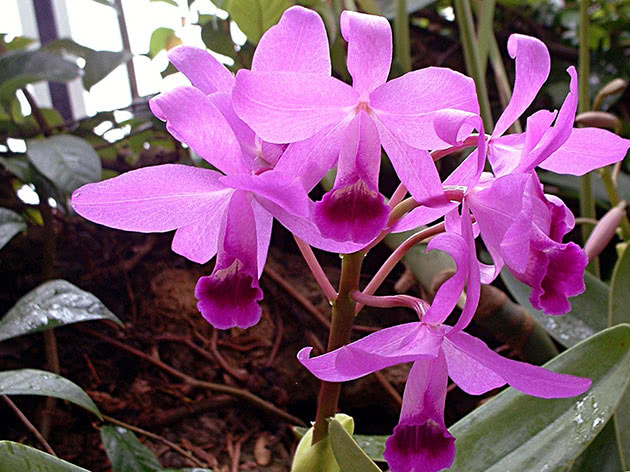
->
(233, 70, 357, 143)
(297, 323, 443, 382)
(252, 6, 330, 75)
(340, 11, 392, 98)
(445, 331, 591, 398)
(384, 354, 455, 472)
(370, 67, 479, 149)
(313, 112, 389, 243)
(492, 34, 551, 138)
(252, 199, 272, 278)
(150, 87, 247, 175)
(167, 46, 234, 94)
(423, 232, 469, 325)
(539, 127, 630, 176)
(220, 171, 310, 217)
(71, 164, 231, 232)
(374, 116, 446, 205)
(195, 191, 263, 329)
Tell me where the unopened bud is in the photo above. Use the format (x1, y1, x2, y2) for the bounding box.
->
(596, 78, 627, 102)
(575, 111, 621, 131)
(584, 201, 627, 261)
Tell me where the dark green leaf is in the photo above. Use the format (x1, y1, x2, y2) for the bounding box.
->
(372, 0, 437, 19)
(0, 207, 26, 250)
(0, 155, 32, 181)
(0, 441, 90, 472)
(225, 0, 291, 44)
(540, 171, 630, 208)
(44, 39, 131, 90)
(26, 135, 101, 194)
(609, 243, 630, 467)
(0, 50, 81, 100)
(569, 420, 623, 472)
(328, 419, 381, 472)
(501, 269, 609, 348)
(201, 18, 236, 58)
(449, 324, 630, 471)
(101, 424, 163, 472)
(0, 369, 101, 418)
(0, 279, 122, 342)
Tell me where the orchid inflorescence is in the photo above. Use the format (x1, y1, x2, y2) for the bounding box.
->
(71, 6, 630, 472)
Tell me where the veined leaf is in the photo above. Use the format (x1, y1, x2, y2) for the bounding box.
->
(225, 0, 291, 44)
(0, 207, 26, 251)
(101, 425, 162, 472)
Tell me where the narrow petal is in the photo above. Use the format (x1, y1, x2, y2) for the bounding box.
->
(171, 194, 231, 263)
(391, 203, 457, 233)
(252, 199, 273, 278)
(252, 6, 330, 74)
(233, 70, 357, 143)
(373, 116, 446, 205)
(167, 46, 234, 94)
(313, 112, 389, 243)
(370, 67, 479, 150)
(275, 122, 349, 192)
(492, 34, 551, 138)
(445, 331, 591, 398)
(422, 233, 469, 325)
(71, 164, 231, 232)
(297, 323, 443, 382)
(195, 191, 263, 329)
(340, 11, 392, 98)
(384, 354, 455, 472)
(539, 127, 630, 176)
(150, 87, 247, 175)
(220, 170, 310, 217)
(513, 66, 578, 173)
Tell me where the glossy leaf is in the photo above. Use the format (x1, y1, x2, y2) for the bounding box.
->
(501, 269, 608, 348)
(225, 0, 291, 44)
(44, 39, 130, 90)
(609, 243, 630, 468)
(328, 419, 381, 472)
(101, 425, 162, 472)
(540, 171, 630, 208)
(0, 208, 26, 251)
(0, 50, 81, 100)
(0, 279, 122, 342)
(449, 324, 630, 472)
(200, 16, 236, 58)
(26, 135, 101, 194)
(569, 420, 623, 472)
(0, 441, 90, 472)
(0, 369, 101, 418)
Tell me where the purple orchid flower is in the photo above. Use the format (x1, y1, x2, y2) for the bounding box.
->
(232, 6, 479, 244)
(298, 214, 591, 472)
(71, 47, 314, 330)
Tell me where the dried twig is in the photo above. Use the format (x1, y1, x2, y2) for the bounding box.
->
(3, 395, 56, 456)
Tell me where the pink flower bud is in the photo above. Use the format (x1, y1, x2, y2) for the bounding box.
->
(584, 201, 627, 260)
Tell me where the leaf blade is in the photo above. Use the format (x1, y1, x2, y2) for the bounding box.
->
(0, 441, 90, 472)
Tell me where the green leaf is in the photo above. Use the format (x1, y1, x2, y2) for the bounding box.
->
(328, 419, 381, 472)
(540, 171, 630, 208)
(448, 324, 630, 472)
(292, 414, 354, 472)
(0, 50, 81, 100)
(0, 369, 101, 418)
(101, 424, 163, 472)
(44, 39, 131, 90)
(0, 279, 122, 342)
(0, 441, 90, 472)
(292, 427, 387, 463)
(26, 135, 101, 194)
(200, 17, 236, 58)
(151, 0, 179, 5)
(569, 420, 623, 472)
(0, 207, 26, 250)
(148, 28, 181, 59)
(372, 0, 436, 19)
(0, 155, 32, 182)
(225, 0, 291, 44)
(501, 269, 609, 348)
(1, 34, 36, 52)
(609, 243, 630, 468)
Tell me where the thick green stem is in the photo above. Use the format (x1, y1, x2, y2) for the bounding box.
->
(453, 0, 493, 131)
(578, 0, 598, 275)
(312, 252, 364, 444)
(599, 167, 630, 240)
(394, 0, 411, 73)
(475, 0, 495, 74)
